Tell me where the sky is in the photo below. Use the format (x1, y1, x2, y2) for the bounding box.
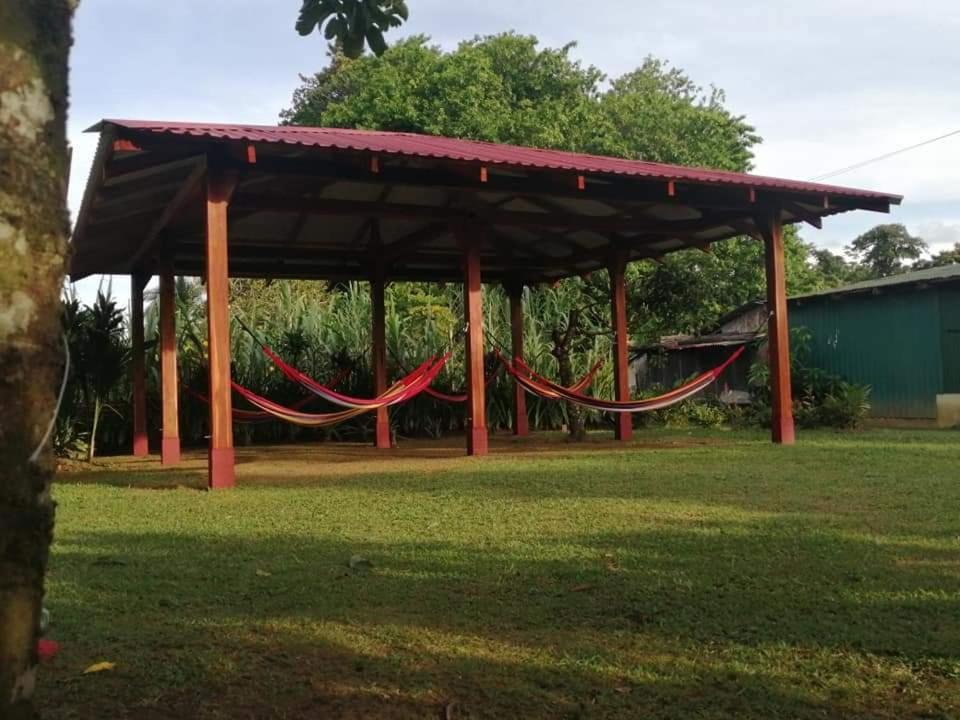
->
(67, 0, 960, 305)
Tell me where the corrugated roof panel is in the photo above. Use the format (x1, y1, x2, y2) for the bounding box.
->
(94, 119, 903, 204)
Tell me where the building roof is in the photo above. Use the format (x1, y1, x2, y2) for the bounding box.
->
(633, 331, 760, 354)
(791, 263, 960, 300)
(70, 119, 904, 283)
(86, 120, 903, 202)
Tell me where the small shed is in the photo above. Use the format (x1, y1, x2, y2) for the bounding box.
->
(631, 301, 765, 404)
(790, 264, 960, 420)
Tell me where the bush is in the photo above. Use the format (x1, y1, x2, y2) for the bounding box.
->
(638, 397, 728, 428)
(817, 383, 871, 429)
(744, 328, 873, 431)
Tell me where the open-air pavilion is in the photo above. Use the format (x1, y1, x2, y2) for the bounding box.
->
(69, 120, 902, 488)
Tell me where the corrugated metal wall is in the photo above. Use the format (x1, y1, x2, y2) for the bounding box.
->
(790, 288, 944, 418)
(940, 287, 960, 394)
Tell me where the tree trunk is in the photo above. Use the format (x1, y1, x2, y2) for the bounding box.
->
(551, 313, 587, 442)
(0, 2, 73, 717)
(555, 349, 587, 442)
(87, 396, 101, 463)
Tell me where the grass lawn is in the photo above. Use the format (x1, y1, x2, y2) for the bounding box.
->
(40, 428, 960, 719)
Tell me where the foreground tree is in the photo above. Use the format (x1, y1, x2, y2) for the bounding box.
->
(846, 223, 928, 278)
(0, 1, 73, 717)
(296, 0, 408, 57)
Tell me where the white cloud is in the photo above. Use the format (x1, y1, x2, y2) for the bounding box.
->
(915, 220, 960, 251)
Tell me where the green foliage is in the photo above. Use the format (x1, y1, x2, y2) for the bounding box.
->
(281, 33, 830, 349)
(745, 328, 872, 429)
(295, 0, 408, 58)
(592, 57, 758, 170)
(846, 223, 928, 278)
(809, 246, 862, 288)
(639, 398, 728, 429)
(629, 225, 823, 342)
(917, 242, 960, 270)
(59, 286, 132, 460)
(817, 384, 872, 429)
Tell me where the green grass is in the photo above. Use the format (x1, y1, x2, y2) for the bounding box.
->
(41, 429, 960, 719)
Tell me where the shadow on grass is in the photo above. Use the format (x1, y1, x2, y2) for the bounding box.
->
(41, 520, 960, 719)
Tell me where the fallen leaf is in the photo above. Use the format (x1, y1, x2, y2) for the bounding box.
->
(255, 569, 272, 577)
(349, 554, 373, 571)
(83, 661, 116, 674)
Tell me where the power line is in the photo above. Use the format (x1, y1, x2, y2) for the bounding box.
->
(810, 127, 960, 182)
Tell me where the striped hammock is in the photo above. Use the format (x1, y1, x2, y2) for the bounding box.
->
(497, 346, 745, 413)
(189, 366, 353, 423)
(227, 354, 450, 427)
(260, 343, 439, 409)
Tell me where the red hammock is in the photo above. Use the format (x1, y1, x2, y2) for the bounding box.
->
(498, 346, 745, 413)
(419, 364, 500, 403)
(189, 366, 352, 423)
(260, 343, 436, 409)
(228, 355, 450, 427)
(417, 355, 603, 403)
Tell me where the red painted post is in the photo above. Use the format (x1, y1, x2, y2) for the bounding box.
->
(130, 273, 149, 457)
(371, 262, 391, 449)
(609, 252, 633, 442)
(461, 228, 488, 456)
(760, 207, 796, 444)
(205, 167, 238, 488)
(507, 282, 529, 437)
(159, 259, 181, 465)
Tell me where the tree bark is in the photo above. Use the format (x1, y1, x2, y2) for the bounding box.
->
(0, 2, 72, 717)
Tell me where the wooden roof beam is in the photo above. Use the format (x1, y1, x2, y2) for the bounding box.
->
(127, 158, 207, 271)
(233, 193, 757, 235)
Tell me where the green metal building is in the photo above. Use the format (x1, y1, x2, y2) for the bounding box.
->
(789, 265, 960, 419)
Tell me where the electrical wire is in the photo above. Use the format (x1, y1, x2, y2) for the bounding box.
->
(30, 333, 70, 464)
(811, 128, 960, 182)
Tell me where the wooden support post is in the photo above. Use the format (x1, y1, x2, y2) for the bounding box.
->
(159, 259, 180, 465)
(461, 228, 488, 456)
(760, 207, 796, 444)
(130, 272, 148, 457)
(507, 282, 529, 437)
(371, 262, 391, 449)
(609, 252, 633, 442)
(205, 167, 238, 488)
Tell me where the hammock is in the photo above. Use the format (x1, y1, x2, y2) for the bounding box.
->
(229, 354, 451, 427)
(188, 366, 353, 423)
(420, 364, 500, 403)
(497, 345, 745, 413)
(260, 343, 439, 409)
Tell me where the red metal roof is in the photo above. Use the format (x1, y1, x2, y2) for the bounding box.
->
(92, 119, 902, 204)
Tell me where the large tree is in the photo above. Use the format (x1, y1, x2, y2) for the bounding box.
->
(282, 33, 819, 346)
(846, 223, 928, 278)
(0, 1, 73, 717)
